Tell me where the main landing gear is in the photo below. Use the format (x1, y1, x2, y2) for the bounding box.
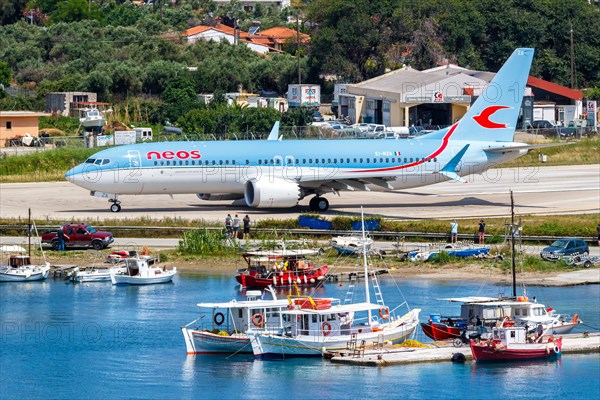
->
(109, 199, 121, 213)
(309, 196, 329, 212)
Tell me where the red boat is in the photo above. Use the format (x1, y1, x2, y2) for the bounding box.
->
(420, 314, 466, 340)
(470, 319, 562, 362)
(235, 249, 328, 289)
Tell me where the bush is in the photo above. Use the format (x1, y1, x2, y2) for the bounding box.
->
(177, 229, 232, 256)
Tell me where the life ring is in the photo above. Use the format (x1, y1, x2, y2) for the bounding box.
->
(572, 314, 579, 323)
(322, 322, 332, 336)
(252, 313, 264, 327)
(379, 307, 390, 320)
(214, 312, 225, 326)
(554, 345, 560, 354)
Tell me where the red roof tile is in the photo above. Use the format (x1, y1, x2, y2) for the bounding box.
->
(527, 76, 582, 100)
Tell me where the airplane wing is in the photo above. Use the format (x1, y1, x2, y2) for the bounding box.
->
(483, 142, 575, 153)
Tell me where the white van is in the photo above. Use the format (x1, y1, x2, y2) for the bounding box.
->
(134, 127, 153, 141)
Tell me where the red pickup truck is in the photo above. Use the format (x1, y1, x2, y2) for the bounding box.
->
(41, 224, 114, 250)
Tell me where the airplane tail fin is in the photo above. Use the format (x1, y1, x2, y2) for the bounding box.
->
(451, 48, 534, 142)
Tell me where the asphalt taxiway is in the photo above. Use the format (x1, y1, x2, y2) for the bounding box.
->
(1, 164, 598, 222)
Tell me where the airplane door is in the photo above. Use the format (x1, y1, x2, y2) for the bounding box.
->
(124, 149, 144, 193)
(127, 150, 142, 169)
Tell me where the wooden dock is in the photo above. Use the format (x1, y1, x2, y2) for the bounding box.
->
(329, 333, 600, 367)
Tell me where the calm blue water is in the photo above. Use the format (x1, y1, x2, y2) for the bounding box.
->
(1, 273, 599, 399)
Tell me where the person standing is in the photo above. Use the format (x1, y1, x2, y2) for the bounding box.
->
(243, 215, 251, 239)
(225, 214, 233, 238)
(450, 220, 458, 243)
(597, 222, 600, 246)
(233, 214, 240, 239)
(478, 219, 486, 244)
(57, 228, 69, 251)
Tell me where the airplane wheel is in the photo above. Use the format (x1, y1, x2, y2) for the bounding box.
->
(314, 197, 329, 212)
(110, 203, 121, 213)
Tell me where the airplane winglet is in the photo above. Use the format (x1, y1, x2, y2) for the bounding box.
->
(267, 121, 280, 141)
(438, 144, 470, 183)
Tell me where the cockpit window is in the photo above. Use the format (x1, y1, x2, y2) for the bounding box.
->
(102, 159, 109, 165)
(94, 159, 103, 165)
(85, 159, 96, 164)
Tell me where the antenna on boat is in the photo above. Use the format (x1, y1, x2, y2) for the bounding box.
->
(360, 207, 373, 325)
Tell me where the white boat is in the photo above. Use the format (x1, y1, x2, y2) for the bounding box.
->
(330, 234, 374, 255)
(181, 288, 290, 355)
(70, 265, 126, 283)
(0, 250, 50, 282)
(110, 256, 176, 285)
(79, 108, 106, 129)
(249, 208, 421, 358)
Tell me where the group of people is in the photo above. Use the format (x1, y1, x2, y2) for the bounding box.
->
(225, 214, 251, 239)
(449, 219, 486, 244)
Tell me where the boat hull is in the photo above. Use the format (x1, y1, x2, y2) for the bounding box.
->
(236, 271, 327, 289)
(182, 328, 251, 355)
(0, 266, 50, 282)
(420, 322, 462, 341)
(251, 310, 420, 359)
(470, 338, 562, 362)
(111, 270, 176, 285)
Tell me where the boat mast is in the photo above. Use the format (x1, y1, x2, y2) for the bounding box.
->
(360, 207, 372, 324)
(28, 208, 32, 258)
(510, 190, 516, 298)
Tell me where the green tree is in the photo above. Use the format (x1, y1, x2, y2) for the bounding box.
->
(0, 61, 11, 87)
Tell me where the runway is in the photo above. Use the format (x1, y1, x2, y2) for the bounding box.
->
(1, 164, 598, 222)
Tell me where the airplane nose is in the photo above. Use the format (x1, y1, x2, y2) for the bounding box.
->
(65, 164, 90, 186)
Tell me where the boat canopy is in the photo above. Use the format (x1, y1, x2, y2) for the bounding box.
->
(438, 296, 498, 303)
(0, 245, 27, 253)
(196, 299, 289, 309)
(282, 302, 385, 315)
(243, 249, 321, 258)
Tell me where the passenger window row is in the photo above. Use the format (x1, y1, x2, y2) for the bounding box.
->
(151, 157, 438, 167)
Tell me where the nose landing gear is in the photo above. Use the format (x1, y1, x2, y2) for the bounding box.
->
(109, 199, 121, 213)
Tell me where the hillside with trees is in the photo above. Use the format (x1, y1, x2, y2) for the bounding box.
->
(1, 0, 598, 133)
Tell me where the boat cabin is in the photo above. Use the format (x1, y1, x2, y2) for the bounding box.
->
(9, 255, 32, 267)
(196, 294, 289, 334)
(491, 326, 527, 345)
(459, 298, 550, 326)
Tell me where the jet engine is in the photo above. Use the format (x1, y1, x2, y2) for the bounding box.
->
(196, 193, 244, 201)
(244, 179, 301, 208)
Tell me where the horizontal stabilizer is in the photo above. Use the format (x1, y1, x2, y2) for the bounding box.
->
(438, 144, 470, 183)
(438, 170, 468, 183)
(483, 142, 574, 153)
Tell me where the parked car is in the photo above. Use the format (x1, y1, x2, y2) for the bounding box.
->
(527, 120, 575, 139)
(41, 224, 114, 250)
(540, 238, 589, 261)
(312, 110, 324, 122)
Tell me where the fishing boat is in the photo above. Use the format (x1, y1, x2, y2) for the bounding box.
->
(79, 107, 106, 130)
(330, 234, 374, 255)
(235, 249, 328, 289)
(181, 288, 290, 355)
(408, 244, 490, 262)
(110, 256, 176, 285)
(248, 208, 421, 359)
(420, 296, 581, 340)
(470, 317, 562, 362)
(0, 250, 51, 282)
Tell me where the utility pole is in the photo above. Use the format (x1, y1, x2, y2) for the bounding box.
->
(297, 12, 301, 85)
(570, 23, 575, 89)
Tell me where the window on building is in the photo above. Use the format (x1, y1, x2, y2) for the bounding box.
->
(5, 121, 12, 130)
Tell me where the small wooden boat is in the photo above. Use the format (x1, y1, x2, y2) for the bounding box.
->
(235, 249, 328, 289)
(330, 234, 374, 255)
(110, 256, 176, 285)
(470, 318, 562, 362)
(70, 265, 126, 283)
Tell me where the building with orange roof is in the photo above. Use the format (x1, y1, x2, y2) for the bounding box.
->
(256, 27, 310, 52)
(182, 24, 275, 54)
